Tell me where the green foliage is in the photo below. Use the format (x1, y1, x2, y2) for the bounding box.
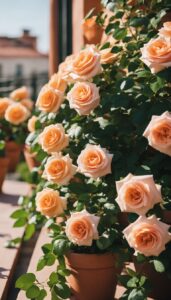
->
(15, 273, 36, 290)
(14, 0, 171, 299)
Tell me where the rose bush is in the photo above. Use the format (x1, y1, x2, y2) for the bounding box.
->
(13, 1, 171, 299)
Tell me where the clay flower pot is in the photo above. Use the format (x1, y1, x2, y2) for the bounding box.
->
(65, 252, 121, 300)
(0, 157, 9, 192)
(23, 145, 39, 172)
(134, 260, 171, 300)
(5, 141, 22, 172)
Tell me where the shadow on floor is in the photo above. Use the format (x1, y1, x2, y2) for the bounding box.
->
(5, 231, 39, 300)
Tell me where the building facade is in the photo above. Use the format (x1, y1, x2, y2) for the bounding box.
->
(0, 30, 48, 98)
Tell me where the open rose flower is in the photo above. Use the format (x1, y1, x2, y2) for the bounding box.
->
(48, 73, 67, 93)
(5, 102, 30, 125)
(20, 99, 34, 111)
(116, 174, 162, 215)
(77, 144, 113, 178)
(143, 111, 171, 156)
(123, 215, 171, 256)
(39, 124, 69, 153)
(43, 153, 77, 185)
(65, 209, 100, 246)
(0, 98, 12, 118)
(67, 82, 100, 115)
(58, 54, 76, 82)
(36, 188, 66, 218)
(27, 116, 38, 132)
(36, 85, 64, 113)
(140, 37, 171, 73)
(70, 46, 101, 81)
(10, 86, 29, 101)
(159, 22, 171, 39)
(100, 48, 118, 64)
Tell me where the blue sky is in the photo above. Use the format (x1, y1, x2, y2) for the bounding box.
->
(0, 0, 49, 53)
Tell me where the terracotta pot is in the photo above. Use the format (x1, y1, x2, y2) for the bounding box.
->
(0, 157, 9, 192)
(23, 145, 39, 172)
(5, 141, 22, 172)
(134, 260, 171, 300)
(65, 252, 121, 300)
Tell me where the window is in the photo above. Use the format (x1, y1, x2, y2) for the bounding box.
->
(15, 64, 23, 77)
(0, 64, 3, 78)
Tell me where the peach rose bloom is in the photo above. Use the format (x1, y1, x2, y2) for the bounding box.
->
(36, 188, 66, 218)
(67, 82, 100, 115)
(159, 22, 171, 39)
(36, 85, 64, 113)
(65, 209, 100, 246)
(0, 98, 12, 118)
(140, 37, 171, 73)
(100, 48, 118, 64)
(71, 46, 102, 81)
(28, 116, 38, 132)
(39, 124, 69, 153)
(48, 73, 67, 93)
(10, 86, 29, 101)
(58, 54, 76, 82)
(116, 174, 162, 215)
(123, 215, 171, 256)
(77, 144, 113, 178)
(21, 99, 34, 111)
(143, 111, 171, 156)
(5, 103, 30, 125)
(43, 153, 77, 185)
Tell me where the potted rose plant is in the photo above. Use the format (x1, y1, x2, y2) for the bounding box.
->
(0, 86, 33, 171)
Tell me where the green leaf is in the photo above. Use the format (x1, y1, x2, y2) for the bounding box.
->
(26, 285, 40, 298)
(53, 239, 69, 256)
(24, 224, 35, 241)
(130, 17, 148, 27)
(150, 77, 165, 93)
(37, 257, 46, 271)
(49, 272, 58, 285)
(153, 259, 165, 273)
(0, 140, 5, 150)
(42, 243, 53, 254)
(128, 288, 146, 300)
(119, 78, 134, 90)
(45, 253, 56, 266)
(13, 218, 27, 227)
(96, 233, 115, 250)
(126, 267, 137, 277)
(111, 46, 122, 53)
(10, 209, 28, 219)
(57, 269, 71, 277)
(139, 275, 147, 287)
(113, 28, 127, 40)
(5, 237, 21, 248)
(15, 273, 36, 290)
(54, 283, 71, 299)
(100, 42, 110, 50)
(127, 277, 138, 288)
(36, 289, 47, 300)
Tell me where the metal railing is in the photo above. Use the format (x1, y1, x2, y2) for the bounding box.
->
(0, 72, 49, 100)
